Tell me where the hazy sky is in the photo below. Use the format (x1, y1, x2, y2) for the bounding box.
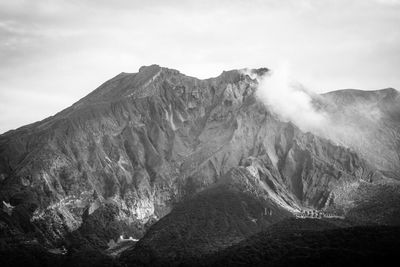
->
(1, 0, 400, 133)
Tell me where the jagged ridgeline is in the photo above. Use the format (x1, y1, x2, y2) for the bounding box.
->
(1, 65, 400, 266)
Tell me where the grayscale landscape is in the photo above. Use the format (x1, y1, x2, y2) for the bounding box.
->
(1, 1, 400, 266)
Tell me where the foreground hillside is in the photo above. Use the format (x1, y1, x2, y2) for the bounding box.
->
(202, 219, 400, 267)
(121, 218, 400, 267)
(120, 215, 400, 266)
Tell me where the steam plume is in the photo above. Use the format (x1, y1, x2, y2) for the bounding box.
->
(255, 64, 327, 134)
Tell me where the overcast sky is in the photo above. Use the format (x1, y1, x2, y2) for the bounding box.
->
(1, 0, 400, 133)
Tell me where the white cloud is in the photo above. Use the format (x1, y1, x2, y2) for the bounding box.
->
(375, 0, 400, 5)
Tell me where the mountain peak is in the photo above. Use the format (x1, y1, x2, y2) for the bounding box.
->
(322, 87, 399, 106)
(248, 67, 270, 76)
(138, 64, 161, 74)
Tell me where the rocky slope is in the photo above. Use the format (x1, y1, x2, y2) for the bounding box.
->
(0, 64, 398, 259)
(316, 88, 400, 178)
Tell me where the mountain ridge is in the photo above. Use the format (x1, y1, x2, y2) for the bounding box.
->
(0, 65, 399, 265)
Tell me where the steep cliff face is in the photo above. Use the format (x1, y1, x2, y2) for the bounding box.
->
(0, 65, 392, 249)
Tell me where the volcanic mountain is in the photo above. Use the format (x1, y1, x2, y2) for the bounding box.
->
(0, 65, 399, 266)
